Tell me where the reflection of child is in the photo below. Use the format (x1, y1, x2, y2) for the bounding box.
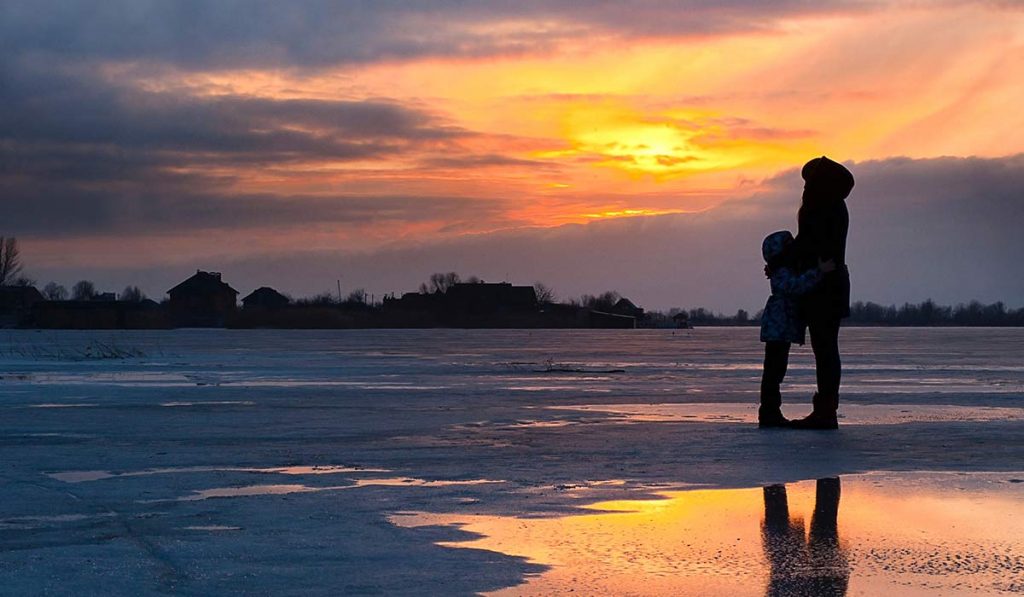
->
(759, 231, 836, 428)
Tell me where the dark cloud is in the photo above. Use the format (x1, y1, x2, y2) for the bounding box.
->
(3, 173, 508, 237)
(0, 57, 464, 170)
(416, 154, 554, 170)
(0, 1, 892, 70)
(0, 55, 517, 236)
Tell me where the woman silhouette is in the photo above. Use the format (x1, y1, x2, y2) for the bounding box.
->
(789, 157, 854, 429)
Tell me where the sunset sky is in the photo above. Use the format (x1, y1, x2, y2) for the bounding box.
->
(3, 1, 1023, 309)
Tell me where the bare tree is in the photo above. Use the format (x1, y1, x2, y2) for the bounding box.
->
(427, 272, 461, 294)
(71, 280, 97, 301)
(120, 285, 145, 302)
(42, 282, 68, 300)
(345, 288, 367, 305)
(580, 291, 620, 311)
(295, 292, 337, 306)
(0, 237, 24, 286)
(533, 282, 556, 304)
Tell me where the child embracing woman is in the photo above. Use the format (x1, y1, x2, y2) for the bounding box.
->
(758, 230, 836, 428)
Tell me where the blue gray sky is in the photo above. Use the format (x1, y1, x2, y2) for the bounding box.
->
(2, 1, 1022, 309)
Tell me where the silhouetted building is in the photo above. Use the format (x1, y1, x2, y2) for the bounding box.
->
(672, 312, 691, 328)
(379, 282, 641, 328)
(384, 292, 440, 311)
(167, 270, 238, 327)
(444, 282, 538, 315)
(587, 310, 637, 329)
(0, 285, 44, 327)
(31, 299, 167, 329)
(242, 287, 290, 309)
(611, 297, 644, 319)
(94, 292, 117, 302)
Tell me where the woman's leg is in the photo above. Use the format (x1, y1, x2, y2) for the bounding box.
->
(792, 320, 841, 429)
(809, 319, 841, 400)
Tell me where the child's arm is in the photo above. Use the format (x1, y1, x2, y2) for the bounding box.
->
(772, 259, 835, 295)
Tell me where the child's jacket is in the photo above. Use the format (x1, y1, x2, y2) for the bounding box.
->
(760, 267, 822, 344)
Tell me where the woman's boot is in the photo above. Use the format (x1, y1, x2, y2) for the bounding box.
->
(789, 393, 839, 430)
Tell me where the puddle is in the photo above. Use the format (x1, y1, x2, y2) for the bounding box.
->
(550, 403, 1024, 426)
(169, 484, 340, 501)
(392, 473, 1024, 595)
(0, 513, 115, 529)
(48, 465, 390, 483)
(350, 477, 501, 489)
(506, 420, 577, 429)
(23, 372, 195, 387)
(220, 381, 450, 390)
(159, 401, 255, 407)
(26, 403, 96, 408)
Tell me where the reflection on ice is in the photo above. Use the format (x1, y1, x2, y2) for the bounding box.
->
(551, 403, 1024, 426)
(762, 478, 847, 596)
(392, 474, 1024, 595)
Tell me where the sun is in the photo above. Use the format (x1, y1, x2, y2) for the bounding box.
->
(532, 101, 786, 181)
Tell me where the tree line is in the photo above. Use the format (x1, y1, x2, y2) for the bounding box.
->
(644, 300, 1024, 327)
(4, 239, 1023, 326)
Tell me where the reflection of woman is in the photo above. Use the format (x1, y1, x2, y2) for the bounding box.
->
(790, 158, 855, 430)
(761, 477, 849, 596)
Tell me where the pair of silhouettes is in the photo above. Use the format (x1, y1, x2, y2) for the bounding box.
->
(759, 157, 854, 429)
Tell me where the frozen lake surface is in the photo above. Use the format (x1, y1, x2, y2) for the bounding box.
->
(1, 328, 1022, 595)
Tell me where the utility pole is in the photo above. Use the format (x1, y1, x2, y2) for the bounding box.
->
(337, 278, 342, 303)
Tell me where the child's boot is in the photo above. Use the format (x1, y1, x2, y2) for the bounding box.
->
(758, 388, 789, 428)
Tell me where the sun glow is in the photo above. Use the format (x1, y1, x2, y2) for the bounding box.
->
(84, 5, 1024, 240)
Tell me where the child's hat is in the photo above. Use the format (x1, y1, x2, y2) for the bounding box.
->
(762, 230, 794, 262)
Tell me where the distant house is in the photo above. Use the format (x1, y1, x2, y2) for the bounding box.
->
(672, 312, 691, 329)
(0, 285, 44, 327)
(611, 297, 645, 319)
(94, 292, 117, 302)
(167, 270, 238, 327)
(242, 287, 290, 309)
(444, 282, 538, 315)
(384, 292, 439, 311)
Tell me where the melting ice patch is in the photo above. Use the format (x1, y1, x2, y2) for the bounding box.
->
(147, 478, 503, 503)
(47, 465, 389, 483)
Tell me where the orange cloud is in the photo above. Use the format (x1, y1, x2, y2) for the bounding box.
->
(8, 2, 1024, 259)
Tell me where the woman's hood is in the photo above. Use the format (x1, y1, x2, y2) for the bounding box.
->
(802, 156, 854, 202)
